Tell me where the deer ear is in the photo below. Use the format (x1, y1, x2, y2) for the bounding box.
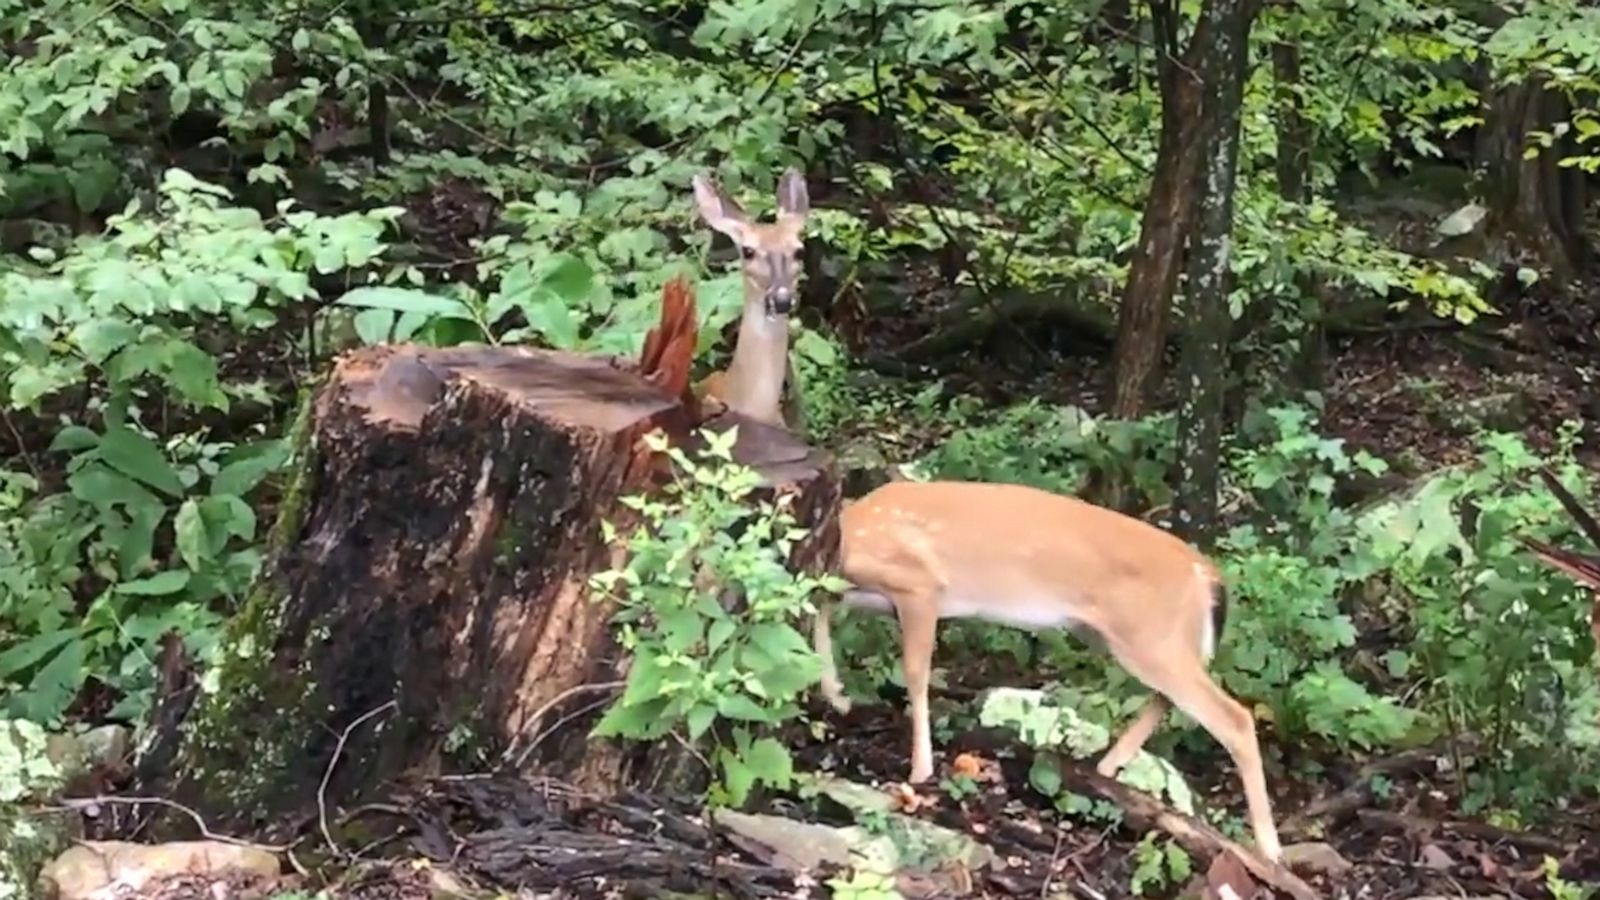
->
(693, 172, 752, 240)
(776, 168, 810, 221)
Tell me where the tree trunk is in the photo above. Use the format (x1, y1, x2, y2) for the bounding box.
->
(1173, 0, 1260, 549)
(1107, 74, 1203, 422)
(1273, 39, 1326, 395)
(1103, 0, 1231, 514)
(145, 343, 841, 840)
(357, 18, 391, 168)
(1476, 74, 1590, 280)
(1110, 0, 1251, 425)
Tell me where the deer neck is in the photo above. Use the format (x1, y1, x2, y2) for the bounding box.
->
(723, 297, 790, 426)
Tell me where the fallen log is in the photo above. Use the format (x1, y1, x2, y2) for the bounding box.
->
(141, 279, 842, 842)
(1046, 758, 1322, 900)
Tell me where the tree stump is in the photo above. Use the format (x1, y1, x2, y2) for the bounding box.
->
(151, 342, 841, 839)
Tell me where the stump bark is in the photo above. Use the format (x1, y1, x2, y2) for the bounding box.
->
(153, 342, 841, 839)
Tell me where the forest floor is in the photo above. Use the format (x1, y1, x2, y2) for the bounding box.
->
(32, 181, 1600, 898)
(99, 302, 1600, 900)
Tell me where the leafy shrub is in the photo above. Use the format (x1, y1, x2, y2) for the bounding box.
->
(0, 171, 396, 724)
(591, 429, 847, 806)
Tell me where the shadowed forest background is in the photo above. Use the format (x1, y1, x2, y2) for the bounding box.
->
(2, 0, 1599, 897)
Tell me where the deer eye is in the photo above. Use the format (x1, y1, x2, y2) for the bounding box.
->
(741, 247, 757, 259)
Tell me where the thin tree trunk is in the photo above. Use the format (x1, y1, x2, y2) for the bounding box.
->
(1173, 0, 1260, 549)
(1272, 39, 1325, 394)
(1108, 0, 1225, 424)
(1103, 0, 1232, 514)
(358, 19, 391, 167)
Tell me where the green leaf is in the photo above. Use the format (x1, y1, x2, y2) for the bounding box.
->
(1029, 758, 1063, 797)
(495, 257, 586, 348)
(14, 637, 87, 723)
(164, 339, 227, 410)
(707, 618, 736, 652)
(352, 308, 395, 345)
(174, 499, 209, 570)
(659, 607, 705, 654)
(746, 622, 811, 661)
(535, 252, 594, 301)
(590, 695, 670, 739)
(716, 693, 769, 721)
(720, 749, 756, 807)
(117, 501, 167, 579)
(173, 276, 225, 313)
(201, 494, 256, 544)
(98, 425, 183, 497)
(687, 703, 718, 740)
(68, 463, 162, 509)
(70, 319, 139, 364)
(794, 329, 838, 366)
(116, 570, 191, 596)
(338, 287, 470, 318)
(48, 425, 99, 453)
(742, 736, 793, 791)
(0, 628, 80, 680)
(210, 439, 287, 497)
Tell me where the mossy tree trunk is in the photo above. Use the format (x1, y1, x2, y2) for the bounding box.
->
(140, 343, 840, 842)
(1172, 0, 1260, 549)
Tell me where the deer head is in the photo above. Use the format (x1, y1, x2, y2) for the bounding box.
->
(692, 168, 810, 318)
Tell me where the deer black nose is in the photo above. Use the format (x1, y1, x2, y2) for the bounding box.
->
(769, 289, 793, 316)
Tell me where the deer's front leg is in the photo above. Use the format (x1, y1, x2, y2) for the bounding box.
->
(896, 599, 940, 783)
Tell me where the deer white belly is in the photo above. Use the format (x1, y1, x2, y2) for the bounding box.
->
(843, 587, 1088, 633)
(842, 589, 897, 613)
(941, 589, 1085, 631)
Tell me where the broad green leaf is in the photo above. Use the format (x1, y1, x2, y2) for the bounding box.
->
(1029, 758, 1063, 797)
(720, 749, 756, 807)
(716, 693, 769, 721)
(68, 463, 162, 509)
(352, 308, 395, 345)
(0, 628, 80, 680)
(164, 339, 227, 410)
(117, 501, 167, 579)
(746, 621, 811, 660)
(534, 252, 594, 301)
(743, 737, 793, 790)
(70, 319, 139, 364)
(707, 618, 736, 652)
(687, 703, 717, 740)
(174, 499, 209, 570)
(116, 570, 191, 596)
(211, 440, 288, 497)
(48, 425, 99, 453)
(98, 425, 183, 497)
(338, 287, 469, 318)
(794, 329, 838, 366)
(14, 637, 87, 723)
(201, 494, 256, 544)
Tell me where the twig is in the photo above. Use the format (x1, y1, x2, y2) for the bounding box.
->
(756, 15, 821, 105)
(1278, 746, 1442, 839)
(1039, 829, 1064, 899)
(506, 680, 625, 768)
(318, 699, 398, 857)
(52, 796, 299, 853)
(1356, 809, 1576, 857)
(1, 408, 42, 482)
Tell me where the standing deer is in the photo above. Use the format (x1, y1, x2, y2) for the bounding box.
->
(813, 479, 1285, 864)
(690, 168, 810, 432)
